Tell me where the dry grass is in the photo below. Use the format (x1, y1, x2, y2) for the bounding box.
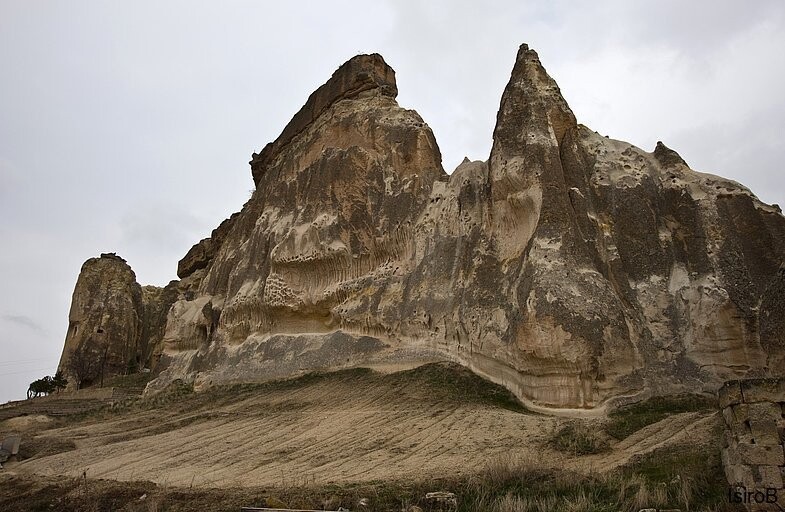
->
(0, 442, 741, 512)
(1, 367, 737, 511)
(550, 421, 609, 455)
(605, 394, 715, 440)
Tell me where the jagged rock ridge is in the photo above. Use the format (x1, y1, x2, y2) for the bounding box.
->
(59, 45, 785, 411)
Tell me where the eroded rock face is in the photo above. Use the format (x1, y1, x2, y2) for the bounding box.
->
(57, 254, 144, 387)
(177, 213, 239, 279)
(63, 46, 785, 410)
(140, 281, 180, 369)
(58, 255, 185, 387)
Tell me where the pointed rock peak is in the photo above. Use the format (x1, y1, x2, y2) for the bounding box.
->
(653, 141, 688, 168)
(99, 252, 127, 263)
(329, 53, 398, 100)
(492, 43, 577, 150)
(250, 53, 398, 185)
(462, 156, 471, 164)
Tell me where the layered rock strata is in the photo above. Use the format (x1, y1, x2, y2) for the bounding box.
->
(59, 45, 785, 411)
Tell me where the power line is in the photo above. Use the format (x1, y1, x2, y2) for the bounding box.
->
(0, 367, 55, 377)
(0, 357, 56, 367)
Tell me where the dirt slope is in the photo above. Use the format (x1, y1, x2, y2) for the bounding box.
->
(4, 364, 716, 489)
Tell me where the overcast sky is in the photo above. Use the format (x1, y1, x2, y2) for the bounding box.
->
(1, 1, 783, 403)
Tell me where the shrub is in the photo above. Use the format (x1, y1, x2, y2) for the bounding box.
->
(550, 422, 609, 455)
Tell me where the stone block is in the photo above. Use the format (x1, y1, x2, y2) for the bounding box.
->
(750, 418, 782, 445)
(721, 428, 733, 448)
(733, 403, 751, 422)
(722, 446, 742, 467)
(0, 436, 19, 455)
(722, 405, 736, 429)
(749, 402, 782, 423)
(741, 378, 785, 404)
(726, 463, 755, 486)
(755, 465, 784, 489)
(719, 380, 743, 408)
(738, 443, 785, 466)
(729, 408, 756, 444)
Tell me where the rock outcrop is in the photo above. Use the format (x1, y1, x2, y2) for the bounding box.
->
(59, 45, 785, 411)
(58, 254, 144, 387)
(177, 213, 239, 279)
(58, 255, 181, 386)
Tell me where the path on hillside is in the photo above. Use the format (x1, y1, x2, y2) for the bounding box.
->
(567, 411, 719, 473)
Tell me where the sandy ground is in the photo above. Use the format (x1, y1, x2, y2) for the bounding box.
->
(3, 367, 717, 489)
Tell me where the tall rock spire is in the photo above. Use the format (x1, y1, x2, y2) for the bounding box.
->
(489, 43, 579, 259)
(492, 43, 576, 152)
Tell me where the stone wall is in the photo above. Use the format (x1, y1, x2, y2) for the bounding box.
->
(719, 378, 785, 510)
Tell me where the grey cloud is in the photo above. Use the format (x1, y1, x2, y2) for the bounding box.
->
(2, 314, 45, 334)
(671, 104, 785, 207)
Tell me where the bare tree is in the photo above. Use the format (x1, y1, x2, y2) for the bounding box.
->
(67, 338, 102, 390)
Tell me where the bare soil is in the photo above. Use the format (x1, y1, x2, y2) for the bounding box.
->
(0, 363, 722, 510)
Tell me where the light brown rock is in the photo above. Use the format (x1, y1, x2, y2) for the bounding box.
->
(57, 254, 144, 388)
(58, 45, 785, 410)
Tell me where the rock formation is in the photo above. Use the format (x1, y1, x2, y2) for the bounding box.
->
(57, 254, 179, 386)
(58, 45, 785, 411)
(58, 254, 144, 387)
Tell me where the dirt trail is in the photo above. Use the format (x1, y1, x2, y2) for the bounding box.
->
(568, 411, 719, 473)
(7, 366, 716, 489)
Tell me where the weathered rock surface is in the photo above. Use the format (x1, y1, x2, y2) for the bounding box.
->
(57, 254, 144, 387)
(60, 45, 785, 411)
(139, 281, 180, 369)
(58, 255, 183, 386)
(177, 213, 239, 279)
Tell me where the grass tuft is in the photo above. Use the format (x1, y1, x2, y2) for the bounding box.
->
(550, 422, 609, 455)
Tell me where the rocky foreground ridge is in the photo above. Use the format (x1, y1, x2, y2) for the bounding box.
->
(58, 45, 785, 412)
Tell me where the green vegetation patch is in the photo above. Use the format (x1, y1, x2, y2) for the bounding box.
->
(605, 394, 715, 440)
(381, 362, 530, 413)
(80, 363, 529, 422)
(102, 372, 155, 391)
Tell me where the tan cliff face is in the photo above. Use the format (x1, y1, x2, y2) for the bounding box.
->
(57, 254, 180, 386)
(57, 254, 144, 387)
(59, 45, 785, 411)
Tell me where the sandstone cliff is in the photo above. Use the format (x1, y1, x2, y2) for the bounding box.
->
(59, 45, 785, 411)
(57, 254, 179, 386)
(58, 254, 144, 387)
